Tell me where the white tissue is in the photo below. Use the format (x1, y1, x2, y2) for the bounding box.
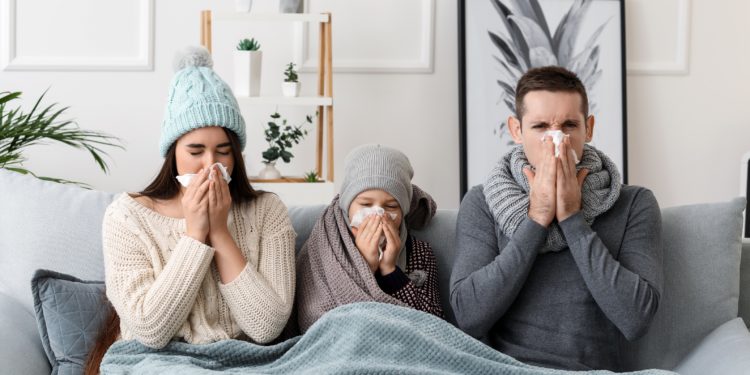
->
(176, 163, 232, 187)
(541, 130, 580, 164)
(350, 206, 398, 261)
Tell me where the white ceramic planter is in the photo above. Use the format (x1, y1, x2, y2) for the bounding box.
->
(234, 50, 262, 96)
(258, 162, 282, 179)
(279, 0, 302, 13)
(282, 82, 300, 97)
(235, 0, 253, 12)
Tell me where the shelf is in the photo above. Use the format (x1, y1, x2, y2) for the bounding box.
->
(236, 96, 333, 107)
(212, 12, 329, 23)
(250, 176, 309, 183)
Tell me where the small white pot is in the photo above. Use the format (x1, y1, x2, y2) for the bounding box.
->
(259, 162, 282, 179)
(282, 82, 300, 97)
(234, 50, 262, 96)
(235, 0, 253, 12)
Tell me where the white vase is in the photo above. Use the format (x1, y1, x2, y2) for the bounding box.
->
(258, 162, 282, 179)
(282, 82, 300, 97)
(234, 50, 262, 97)
(235, 0, 253, 12)
(279, 0, 302, 13)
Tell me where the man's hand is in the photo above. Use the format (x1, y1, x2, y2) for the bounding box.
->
(556, 136, 589, 222)
(523, 135, 557, 227)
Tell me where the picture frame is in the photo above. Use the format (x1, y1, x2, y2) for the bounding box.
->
(458, 0, 628, 197)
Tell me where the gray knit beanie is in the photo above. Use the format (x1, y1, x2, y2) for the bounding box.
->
(338, 144, 414, 218)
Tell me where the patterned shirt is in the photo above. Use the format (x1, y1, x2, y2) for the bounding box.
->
(375, 234, 444, 319)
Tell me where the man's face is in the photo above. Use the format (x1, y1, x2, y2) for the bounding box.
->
(508, 90, 594, 168)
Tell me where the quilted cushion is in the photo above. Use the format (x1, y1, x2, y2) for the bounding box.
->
(31, 269, 109, 374)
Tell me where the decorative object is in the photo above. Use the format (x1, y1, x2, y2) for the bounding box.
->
(234, 38, 262, 97)
(458, 0, 626, 196)
(303, 170, 321, 182)
(281, 62, 300, 97)
(235, 0, 253, 12)
(279, 0, 303, 13)
(260, 111, 313, 177)
(0, 90, 122, 187)
(258, 161, 282, 179)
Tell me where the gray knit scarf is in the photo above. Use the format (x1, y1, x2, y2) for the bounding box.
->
(483, 144, 621, 253)
(295, 186, 437, 333)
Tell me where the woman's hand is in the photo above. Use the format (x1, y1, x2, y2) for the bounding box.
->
(207, 164, 232, 243)
(352, 215, 382, 274)
(182, 168, 210, 243)
(378, 213, 401, 276)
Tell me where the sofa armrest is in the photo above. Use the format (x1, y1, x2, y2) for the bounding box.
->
(0, 291, 50, 375)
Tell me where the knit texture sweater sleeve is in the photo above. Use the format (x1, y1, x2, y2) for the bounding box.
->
(102, 199, 215, 349)
(558, 187, 663, 341)
(376, 238, 444, 319)
(218, 193, 296, 344)
(449, 185, 547, 339)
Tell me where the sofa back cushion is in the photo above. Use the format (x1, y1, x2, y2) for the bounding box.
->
(0, 169, 115, 314)
(620, 198, 746, 370)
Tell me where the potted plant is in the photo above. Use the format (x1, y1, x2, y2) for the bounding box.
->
(303, 170, 321, 182)
(0, 91, 122, 187)
(281, 62, 300, 97)
(235, 0, 253, 12)
(234, 38, 262, 97)
(259, 111, 313, 179)
(279, 0, 303, 13)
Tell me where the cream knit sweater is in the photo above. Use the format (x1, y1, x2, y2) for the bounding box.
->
(102, 192, 296, 349)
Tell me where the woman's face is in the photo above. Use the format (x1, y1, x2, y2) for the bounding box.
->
(348, 189, 403, 229)
(174, 126, 234, 181)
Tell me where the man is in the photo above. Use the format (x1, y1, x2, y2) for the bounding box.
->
(450, 66, 662, 371)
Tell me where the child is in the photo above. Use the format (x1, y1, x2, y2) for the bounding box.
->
(295, 144, 443, 333)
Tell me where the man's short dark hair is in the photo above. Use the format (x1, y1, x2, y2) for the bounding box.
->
(514, 66, 589, 120)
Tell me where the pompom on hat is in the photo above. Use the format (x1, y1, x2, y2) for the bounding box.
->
(159, 46, 246, 157)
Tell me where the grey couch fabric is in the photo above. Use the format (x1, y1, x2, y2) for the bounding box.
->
(620, 198, 746, 370)
(1, 168, 749, 374)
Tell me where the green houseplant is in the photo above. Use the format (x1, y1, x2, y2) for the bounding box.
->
(281, 62, 300, 97)
(259, 111, 313, 179)
(0, 91, 122, 187)
(234, 37, 263, 96)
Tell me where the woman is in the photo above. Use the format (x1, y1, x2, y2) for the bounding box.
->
(85, 46, 295, 373)
(295, 144, 443, 333)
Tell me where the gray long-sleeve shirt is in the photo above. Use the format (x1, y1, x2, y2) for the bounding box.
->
(449, 185, 663, 371)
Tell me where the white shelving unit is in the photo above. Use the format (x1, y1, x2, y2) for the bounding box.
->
(201, 9, 336, 205)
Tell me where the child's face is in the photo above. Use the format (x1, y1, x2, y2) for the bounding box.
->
(348, 189, 403, 229)
(174, 126, 234, 180)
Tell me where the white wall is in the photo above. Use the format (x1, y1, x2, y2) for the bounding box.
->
(1, 0, 748, 210)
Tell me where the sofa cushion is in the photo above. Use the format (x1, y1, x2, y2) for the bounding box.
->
(0, 290, 51, 375)
(0, 169, 115, 313)
(674, 318, 750, 375)
(31, 269, 109, 374)
(621, 198, 746, 370)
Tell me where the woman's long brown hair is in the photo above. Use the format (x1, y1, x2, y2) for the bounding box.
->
(84, 128, 262, 374)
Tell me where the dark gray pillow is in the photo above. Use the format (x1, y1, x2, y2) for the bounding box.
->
(31, 269, 108, 374)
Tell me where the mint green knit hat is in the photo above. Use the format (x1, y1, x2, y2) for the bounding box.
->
(160, 46, 246, 157)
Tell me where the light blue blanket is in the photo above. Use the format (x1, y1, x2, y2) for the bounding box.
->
(101, 302, 675, 374)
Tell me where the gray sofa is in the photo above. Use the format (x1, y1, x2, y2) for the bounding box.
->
(1, 168, 749, 374)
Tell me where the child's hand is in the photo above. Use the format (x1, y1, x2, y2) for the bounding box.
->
(378, 213, 401, 275)
(352, 215, 382, 273)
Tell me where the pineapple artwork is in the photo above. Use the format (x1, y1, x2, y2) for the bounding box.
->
(460, 0, 626, 193)
(490, 0, 608, 143)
